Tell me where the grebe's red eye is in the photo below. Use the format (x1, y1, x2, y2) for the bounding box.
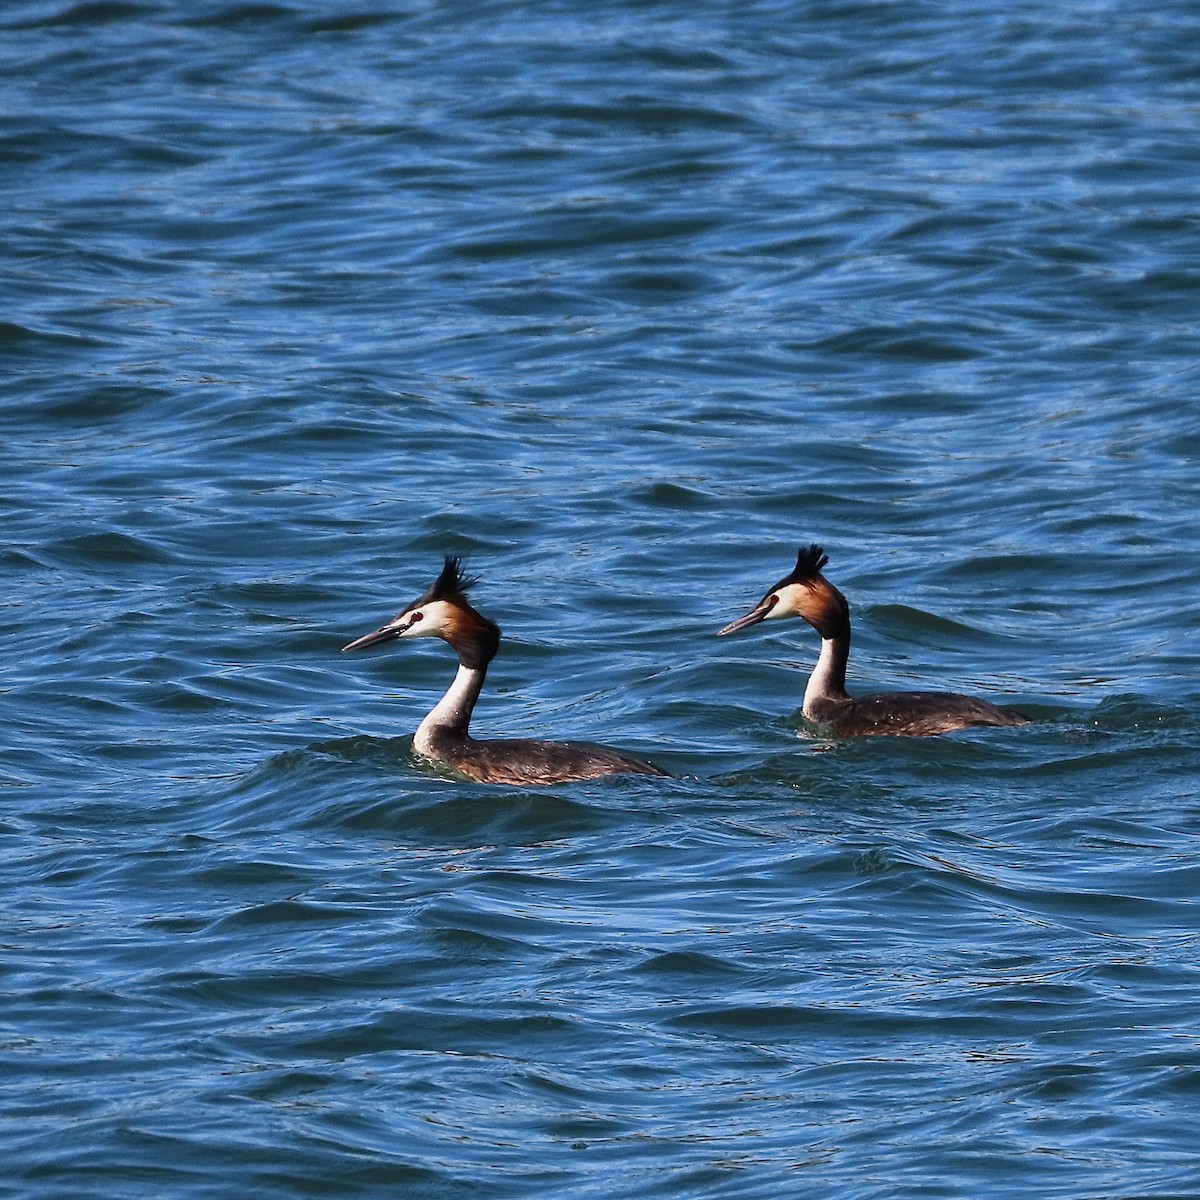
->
(410, 611, 423, 622)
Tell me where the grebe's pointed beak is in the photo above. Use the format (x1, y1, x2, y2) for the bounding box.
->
(342, 614, 414, 652)
(718, 594, 777, 636)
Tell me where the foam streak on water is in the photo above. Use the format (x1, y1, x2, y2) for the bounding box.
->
(4, 2, 1200, 1197)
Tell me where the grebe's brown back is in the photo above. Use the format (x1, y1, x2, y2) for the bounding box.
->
(342, 557, 668, 785)
(719, 544, 1029, 737)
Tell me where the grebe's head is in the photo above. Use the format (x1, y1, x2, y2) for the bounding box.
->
(718, 544, 849, 638)
(342, 556, 498, 662)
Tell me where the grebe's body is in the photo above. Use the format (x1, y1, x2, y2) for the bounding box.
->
(343, 558, 668, 786)
(720, 545, 1028, 738)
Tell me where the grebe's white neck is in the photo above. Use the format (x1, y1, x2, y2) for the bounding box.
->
(803, 631, 850, 719)
(414, 660, 486, 756)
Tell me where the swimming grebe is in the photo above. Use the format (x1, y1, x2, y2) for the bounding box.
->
(719, 544, 1029, 737)
(342, 557, 669, 785)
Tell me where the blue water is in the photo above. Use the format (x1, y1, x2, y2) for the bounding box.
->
(5, 1, 1200, 1196)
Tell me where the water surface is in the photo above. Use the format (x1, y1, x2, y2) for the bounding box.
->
(4, 2, 1200, 1196)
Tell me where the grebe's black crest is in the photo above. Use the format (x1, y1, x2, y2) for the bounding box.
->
(781, 544, 829, 586)
(418, 555, 479, 606)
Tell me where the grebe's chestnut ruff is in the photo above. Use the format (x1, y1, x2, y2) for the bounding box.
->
(719, 544, 1029, 737)
(343, 557, 668, 785)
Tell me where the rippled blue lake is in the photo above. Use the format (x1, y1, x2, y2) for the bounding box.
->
(5, 1, 1200, 1196)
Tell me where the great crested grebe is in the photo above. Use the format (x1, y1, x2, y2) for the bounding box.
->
(342, 557, 669, 786)
(719, 544, 1029, 737)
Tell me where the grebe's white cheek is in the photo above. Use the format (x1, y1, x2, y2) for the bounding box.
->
(760, 595, 785, 620)
(766, 589, 799, 620)
(403, 600, 454, 638)
(395, 608, 430, 638)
